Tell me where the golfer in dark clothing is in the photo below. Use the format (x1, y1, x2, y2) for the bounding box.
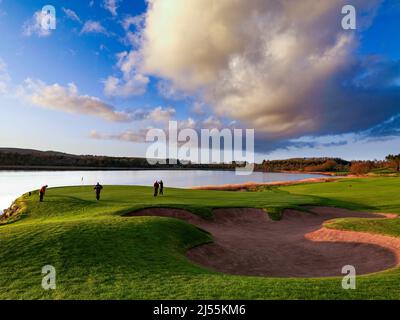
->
(94, 183, 103, 201)
(154, 181, 159, 197)
(159, 180, 164, 195)
(39, 185, 48, 202)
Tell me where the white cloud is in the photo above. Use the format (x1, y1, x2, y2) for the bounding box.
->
(103, 51, 149, 97)
(20, 79, 131, 122)
(103, 0, 120, 17)
(202, 116, 223, 130)
(122, 15, 146, 47)
(148, 106, 176, 123)
(89, 106, 178, 143)
(179, 117, 196, 130)
(81, 20, 108, 35)
(126, 106, 176, 123)
(122, 15, 145, 31)
(89, 116, 195, 144)
(104, 75, 149, 97)
(116, 51, 140, 78)
(90, 129, 148, 143)
(63, 8, 81, 23)
(157, 80, 187, 100)
(191, 101, 206, 116)
(22, 11, 52, 37)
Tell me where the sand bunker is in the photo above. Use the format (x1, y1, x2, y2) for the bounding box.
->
(127, 207, 400, 278)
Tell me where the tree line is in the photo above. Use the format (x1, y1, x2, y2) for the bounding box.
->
(255, 158, 351, 173)
(350, 154, 400, 175)
(256, 155, 400, 174)
(0, 149, 238, 170)
(0, 149, 398, 174)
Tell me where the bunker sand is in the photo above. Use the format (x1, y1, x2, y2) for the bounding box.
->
(127, 207, 400, 278)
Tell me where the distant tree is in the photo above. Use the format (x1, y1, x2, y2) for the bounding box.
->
(258, 158, 350, 172)
(350, 161, 373, 175)
(386, 154, 400, 172)
(304, 160, 338, 172)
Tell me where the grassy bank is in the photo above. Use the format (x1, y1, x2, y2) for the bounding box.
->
(0, 178, 400, 299)
(283, 177, 400, 214)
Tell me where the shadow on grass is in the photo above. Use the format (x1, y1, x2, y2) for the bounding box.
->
(274, 187, 379, 213)
(118, 204, 214, 219)
(307, 195, 380, 212)
(47, 195, 97, 205)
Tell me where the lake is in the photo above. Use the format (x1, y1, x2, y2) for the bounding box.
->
(0, 170, 326, 212)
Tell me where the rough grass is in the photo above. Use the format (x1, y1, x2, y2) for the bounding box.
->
(1, 178, 400, 299)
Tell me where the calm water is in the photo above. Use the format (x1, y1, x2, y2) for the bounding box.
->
(0, 170, 326, 211)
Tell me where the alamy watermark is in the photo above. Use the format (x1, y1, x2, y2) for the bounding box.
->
(37, 4, 355, 31)
(36, 4, 354, 35)
(342, 5, 357, 30)
(145, 121, 255, 175)
(342, 265, 356, 290)
(41, 5, 56, 31)
(42, 265, 56, 290)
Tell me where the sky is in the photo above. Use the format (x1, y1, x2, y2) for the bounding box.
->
(0, 0, 399, 162)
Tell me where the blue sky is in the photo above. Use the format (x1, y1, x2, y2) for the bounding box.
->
(0, 0, 399, 162)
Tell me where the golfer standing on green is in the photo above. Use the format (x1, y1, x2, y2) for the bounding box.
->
(94, 182, 103, 201)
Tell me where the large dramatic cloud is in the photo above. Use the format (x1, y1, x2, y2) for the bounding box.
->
(20, 79, 131, 122)
(123, 0, 400, 145)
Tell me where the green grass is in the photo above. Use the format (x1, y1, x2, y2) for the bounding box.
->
(1, 178, 400, 299)
(283, 177, 400, 213)
(325, 218, 400, 238)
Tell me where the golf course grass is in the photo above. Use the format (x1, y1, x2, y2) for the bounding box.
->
(1, 177, 400, 300)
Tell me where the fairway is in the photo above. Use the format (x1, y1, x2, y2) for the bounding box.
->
(1, 178, 400, 299)
(283, 177, 400, 214)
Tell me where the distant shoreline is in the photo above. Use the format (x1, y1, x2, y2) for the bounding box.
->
(0, 166, 341, 175)
(0, 166, 238, 171)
